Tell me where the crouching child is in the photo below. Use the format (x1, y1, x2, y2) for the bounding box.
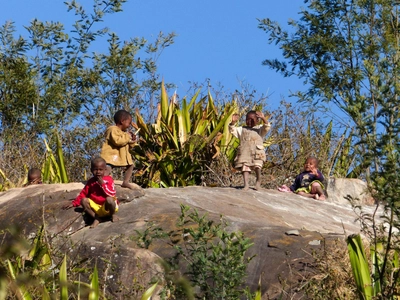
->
(63, 157, 119, 228)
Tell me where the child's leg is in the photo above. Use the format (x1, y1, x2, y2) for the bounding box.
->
(311, 182, 326, 200)
(81, 198, 95, 218)
(297, 191, 315, 198)
(243, 171, 250, 190)
(104, 197, 119, 222)
(255, 167, 262, 190)
(81, 198, 101, 228)
(121, 164, 136, 189)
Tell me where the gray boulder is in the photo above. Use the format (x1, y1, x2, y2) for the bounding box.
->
(326, 177, 374, 205)
(0, 182, 375, 299)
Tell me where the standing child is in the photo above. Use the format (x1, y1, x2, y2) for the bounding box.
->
(100, 109, 137, 189)
(63, 157, 118, 228)
(229, 110, 271, 190)
(278, 156, 326, 200)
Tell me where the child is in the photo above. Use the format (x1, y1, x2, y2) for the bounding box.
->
(229, 111, 271, 190)
(100, 109, 137, 189)
(24, 168, 43, 187)
(63, 157, 118, 228)
(278, 156, 326, 200)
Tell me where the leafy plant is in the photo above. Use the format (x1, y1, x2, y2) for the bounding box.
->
(261, 0, 400, 297)
(42, 132, 69, 184)
(0, 226, 160, 299)
(133, 81, 237, 187)
(170, 204, 254, 299)
(347, 234, 374, 299)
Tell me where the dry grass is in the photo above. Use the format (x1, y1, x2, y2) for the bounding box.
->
(300, 238, 357, 299)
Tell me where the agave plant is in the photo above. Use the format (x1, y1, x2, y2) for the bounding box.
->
(42, 132, 69, 184)
(132, 80, 237, 187)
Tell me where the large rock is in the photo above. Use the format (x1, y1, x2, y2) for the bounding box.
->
(0, 182, 376, 299)
(326, 177, 374, 205)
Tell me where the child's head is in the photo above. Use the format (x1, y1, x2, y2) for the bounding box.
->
(27, 168, 42, 185)
(91, 157, 107, 178)
(304, 156, 319, 171)
(114, 110, 132, 131)
(245, 111, 258, 128)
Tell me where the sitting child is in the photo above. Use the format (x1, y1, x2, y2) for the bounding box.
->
(63, 157, 118, 228)
(278, 156, 326, 200)
(229, 110, 271, 190)
(24, 168, 43, 187)
(100, 109, 137, 189)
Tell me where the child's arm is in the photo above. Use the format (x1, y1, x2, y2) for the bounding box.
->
(229, 114, 242, 138)
(256, 111, 269, 124)
(256, 112, 271, 136)
(99, 176, 116, 197)
(289, 174, 301, 192)
(109, 128, 132, 147)
(62, 182, 90, 209)
(230, 114, 239, 126)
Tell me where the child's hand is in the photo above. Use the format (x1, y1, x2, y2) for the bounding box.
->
(230, 114, 239, 124)
(129, 131, 137, 143)
(310, 166, 319, 176)
(62, 202, 74, 210)
(97, 176, 105, 185)
(256, 111, 267, 123)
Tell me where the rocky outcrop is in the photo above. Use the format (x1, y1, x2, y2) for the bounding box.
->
(0, 181, 376, 299)
(326, 177, 374, 205)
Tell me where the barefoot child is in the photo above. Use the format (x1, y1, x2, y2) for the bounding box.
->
(63, 157, 119, 228)
(278, 156, 326, 200)
(229, 111, 271, 190)
(100, 109, 137, 189)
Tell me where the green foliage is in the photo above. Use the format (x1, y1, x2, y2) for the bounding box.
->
(0, 226, 161, 300)
(42, 133, 69, 184)
(0, 0, 175, 185)
(133, 81, 237, 187)
(171, 204, 254, 299)
(261, 0, 400, 297)
(131, 204, 255, 299)
(132, 222, 168, 249)
(347, 234, 374, 299)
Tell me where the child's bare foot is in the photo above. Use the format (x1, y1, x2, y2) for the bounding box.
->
(90, 217, 100, 228)
(255, 182, 261, 190)
(318, 194, 326, 201)
(112, 215, 119, 222)
(243, 185, 250, 191)
(121, 182, 138, 190)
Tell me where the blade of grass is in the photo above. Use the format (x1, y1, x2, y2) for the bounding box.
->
(347, 234, 373, 300)
(56, 133, 68, 183)
(141, 282, 158, 300)
(60, 255, 68, 300)
(88, 265, 99, 300)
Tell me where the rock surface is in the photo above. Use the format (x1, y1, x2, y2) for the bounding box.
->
(0, 182, 376, 299)
(326, 177, 374, 205)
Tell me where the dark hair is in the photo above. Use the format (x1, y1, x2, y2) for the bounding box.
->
(28, 168, 41, 178)
(91, 157, 106, 169)
(114, 110, 132, 124)
(246, 110, 257, 118)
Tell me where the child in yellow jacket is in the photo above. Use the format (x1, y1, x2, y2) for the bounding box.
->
(101, 110, 137, 189)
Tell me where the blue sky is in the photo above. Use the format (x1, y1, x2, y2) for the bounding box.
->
(1, 0, 306, 109)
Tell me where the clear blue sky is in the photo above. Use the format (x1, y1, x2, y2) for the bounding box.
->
(1, 0, 306, 108)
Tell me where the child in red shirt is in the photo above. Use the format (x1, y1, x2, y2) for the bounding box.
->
(64, 157, 118, 228)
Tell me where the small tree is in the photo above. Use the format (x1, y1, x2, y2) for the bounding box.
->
(259, 0, 400, 297)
